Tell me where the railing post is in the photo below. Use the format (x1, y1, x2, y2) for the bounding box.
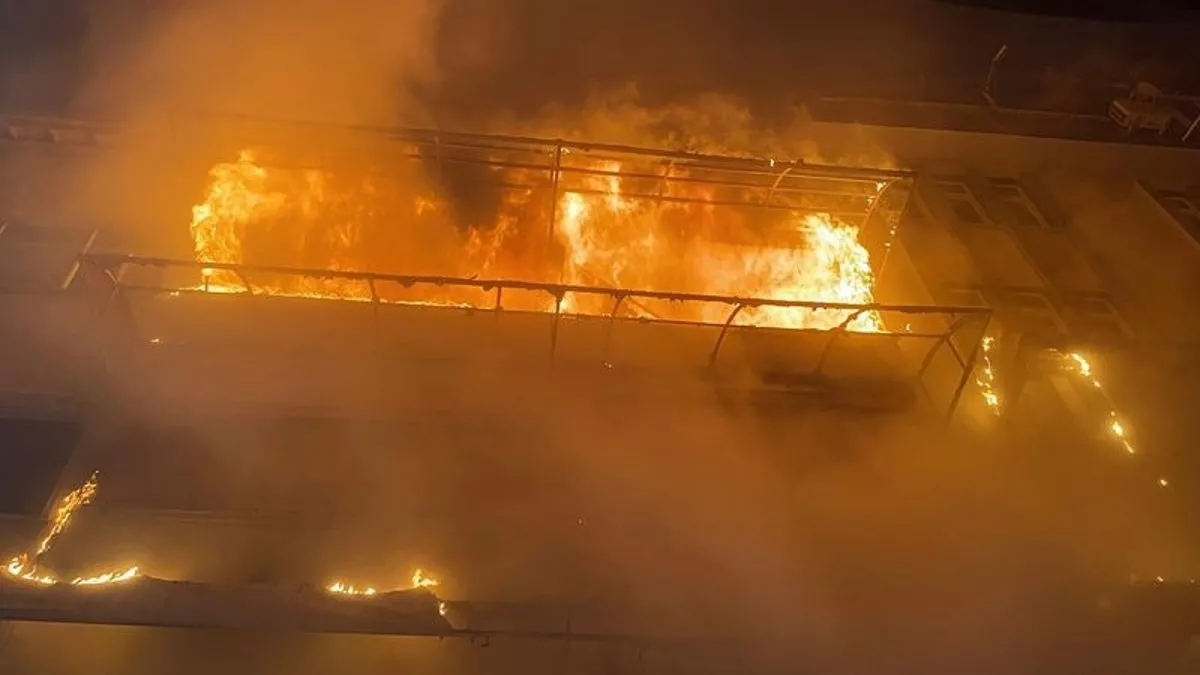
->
(813, 308, 868, 376)
(601, 293, 628, 366)
(763, 165, 793, 206)
(869, 180, 901, 283)
(547, 143, 563, 244)
(549, 289, 564, 361)
(708, 303, 747, 369)
(367, 278, 380, 346)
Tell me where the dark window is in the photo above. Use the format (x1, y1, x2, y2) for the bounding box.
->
(1010, 291, 1052, 311)
(988, 178, 1049, 229)
(906, 195, 929, 221)
(1157, 189, 1200, 242)
(936, 181, 987, 225)
(0, 419, 80, 516)
(1063, 294, 1132, 343)
(941, 284, 988, 307)
(1004, 288, 1064, 336)
(949, 198, 986, 224)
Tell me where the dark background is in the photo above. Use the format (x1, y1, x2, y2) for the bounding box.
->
(2, 0, 1200, 119)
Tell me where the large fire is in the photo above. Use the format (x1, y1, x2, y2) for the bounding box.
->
(188, 148, 884, 332)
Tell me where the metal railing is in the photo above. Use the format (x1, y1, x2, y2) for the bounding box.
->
(80, 253, 992, 419)
(0, 112, 912, 234)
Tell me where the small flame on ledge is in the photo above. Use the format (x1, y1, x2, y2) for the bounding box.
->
(326, 581, 377, 597)
(5, 556, 140, 588)
(325, 568, 442, 599)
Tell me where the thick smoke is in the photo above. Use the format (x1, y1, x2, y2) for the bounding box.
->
(0, 4, 1189, 675)
(483, 83, 897, 169)
(77, 0, 443, 125)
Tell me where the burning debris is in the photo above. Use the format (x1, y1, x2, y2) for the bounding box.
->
(187, 146, 887, 332)
(3, 472, 140, 588)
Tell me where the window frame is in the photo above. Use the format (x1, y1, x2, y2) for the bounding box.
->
(1060, 291, 1135, 344)
(935, 180, 991, 227)
(938, 283, 989, 308)
(987, 177, 1052, 229)
(1000, 285, 1067, 336)
(1144, 184, 1200, 246)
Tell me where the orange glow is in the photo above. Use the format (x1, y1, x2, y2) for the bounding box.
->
(1065, 352, 1136, 456)
(187, 149, 886, 331)
(326, 581, 377, 597)
(70, 567, 140, 586)
(975, 336, 1001, 414)
(36, 471, 99, 557)
(325, 568, 442, 598)
(4, 473, 141, 588)
(411, 568, 439, 589)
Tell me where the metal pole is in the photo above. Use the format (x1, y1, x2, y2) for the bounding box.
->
(866, 180, 900, 281)
(547, 143, 563, 245)
(1183, 112, 1200, 143)
(708, 304, 747, 369)
(60, 228, 100, 290)
(944, 315, 992, 422)
(549, 291, 564, 360)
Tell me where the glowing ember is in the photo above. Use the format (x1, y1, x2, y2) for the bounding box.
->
(3, 473, 141, 588)
(187, 149, 887, 331)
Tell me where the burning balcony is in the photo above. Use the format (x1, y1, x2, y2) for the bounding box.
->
(0, 118, 991, 417)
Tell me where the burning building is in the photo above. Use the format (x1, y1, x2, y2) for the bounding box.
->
(3, 32, 1200, 675)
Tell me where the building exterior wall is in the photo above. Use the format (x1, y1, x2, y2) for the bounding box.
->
(3, 118, 1200, 672)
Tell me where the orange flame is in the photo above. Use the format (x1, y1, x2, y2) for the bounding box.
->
(325, 568, 441, 598)
(326, 581, 377, 596)
(4, 473, 141, 588)
(187, 149, 887, 331)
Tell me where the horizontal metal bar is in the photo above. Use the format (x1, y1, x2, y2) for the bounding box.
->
(360, 150, 884, 200)
(562, 186, 868, 218)
(84, 253, 992, 317)
(0, 111, 912, 183)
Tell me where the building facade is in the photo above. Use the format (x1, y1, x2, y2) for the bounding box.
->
(0, 102, 1199, 672)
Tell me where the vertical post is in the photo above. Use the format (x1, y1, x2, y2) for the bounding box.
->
(708, 303, 747, 369)
(945, 314, 992, 422)
(763, 166, 793, 206)
(367, 278, 380, 346)
(657, 160, 675, 202)
(547, 143, 563, 245)
(549, 290, 564, 361)
(434, 134, 444, 186)
(865, 180, 900, 281)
